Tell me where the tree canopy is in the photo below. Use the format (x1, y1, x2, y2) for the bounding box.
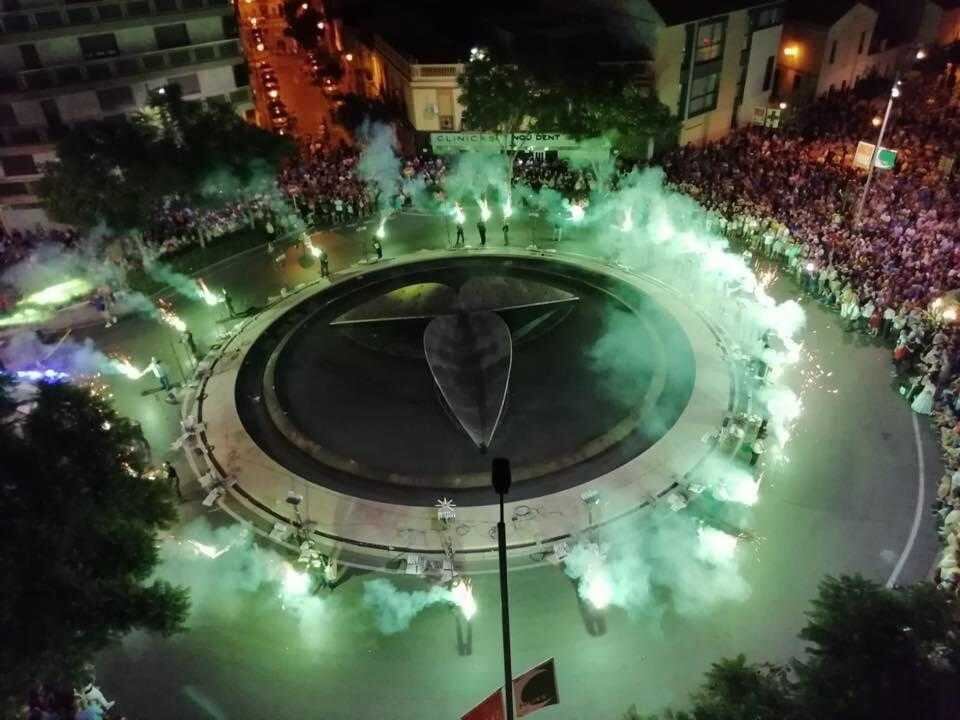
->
(635, 575, 959, 720)
(0, 380, 189, 710)
(39, 87, 294, 232)
(332, 93, 405, 133)
(456, 52, 677, 160)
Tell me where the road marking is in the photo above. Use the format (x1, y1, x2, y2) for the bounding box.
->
(885, 412, 925, 588)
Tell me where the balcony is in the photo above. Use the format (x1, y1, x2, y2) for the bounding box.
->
(0, 0, 230, 38)
(0, 37, 241, 97)
(412, 64, 461, 80)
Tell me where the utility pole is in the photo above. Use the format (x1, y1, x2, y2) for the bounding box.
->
(854, 72, 898, 225)
(492, 457, 514, 720)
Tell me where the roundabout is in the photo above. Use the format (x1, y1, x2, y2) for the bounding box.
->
(186, 248, 740, 567)
(90, 210, 943, 720)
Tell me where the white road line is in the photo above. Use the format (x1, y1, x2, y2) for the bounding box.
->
(886, 412, 926, 588)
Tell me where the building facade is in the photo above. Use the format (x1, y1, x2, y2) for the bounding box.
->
(647, 0, 785, 145)
(775, 2, 879, 103)
(0, 0, 252, 229)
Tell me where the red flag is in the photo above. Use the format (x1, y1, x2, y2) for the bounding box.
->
(461, 688, 505, 720)
(513, 658, 559, 717)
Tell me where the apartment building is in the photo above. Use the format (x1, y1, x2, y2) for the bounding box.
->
(0, 0, 252, 228)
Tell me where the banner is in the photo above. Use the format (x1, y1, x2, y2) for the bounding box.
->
(431, 132, 607, 154)
(513, 658, 559, 717)
(853, 140, 897, 170)
(461, 689, 504, 720)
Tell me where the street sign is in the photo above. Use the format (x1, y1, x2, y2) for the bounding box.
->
(461, 689, 505, 720)
(854, 140, 898, 170)
(752, 106, 782, 128)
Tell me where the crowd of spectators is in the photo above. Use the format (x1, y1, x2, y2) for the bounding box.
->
(663, 57, 960, 596)
(0, 226, 80, 269)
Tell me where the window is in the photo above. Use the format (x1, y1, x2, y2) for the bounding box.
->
(34, 10, 62, 28)
(695, 19, 725, 63)
(98, 4, 122, 20)
(752, 5, 783, 31)
(0, 104, 17, 127)
(96, 85, 134, 111)
(78, 33, 119, 59)
(858, 31, 866, 55)
(232, 62, 249, 87)
(688, 71, 719, 115)
(2, 154, 38, 176)
(40, 99, 62, 126)
(829, 40, 837, 64)
(762, 55, 775, 91)
(154, 23, 190, 49)
(0, 182, 29, 197)
(19, 44, 41, 70)
(66, 6, 94, 24)
(439, 115, 454, 130)
(4, 15, 28, 32)
(168, 73, 200, 95)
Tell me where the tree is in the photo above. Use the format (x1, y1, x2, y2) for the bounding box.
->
(457, 53, 676, 165)
(457, 52, 543, 181)
(333, 93, 405, 133)
(795, 574, 960, 720)
(39, 86, 295, 232)
(282, 0, 324, 51)
(0, 380, 189, 710)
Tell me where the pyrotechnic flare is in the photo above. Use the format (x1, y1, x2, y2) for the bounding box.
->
(304, 237, 322, 258)
(281, 562, 310, 599)
(477, 198, 491, 222)
(453, 203, 465, 225)
(502, 195, 513, 219)
(449, 577, 477, 620)
(696, 526, 739, 564)
(109, 356, 145, 380)
(375, 215, 388, 239)
(619, 208, 634, 233)
(196, 278, 223, 306)
(157, 303, 187, 333)
(567, 201, 585, 223)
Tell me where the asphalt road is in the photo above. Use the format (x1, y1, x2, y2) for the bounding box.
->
(75, 212, 942, 720)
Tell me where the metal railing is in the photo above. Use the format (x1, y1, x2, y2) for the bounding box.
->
(0, 37, 241, 95)
(0, 0, 229, 35)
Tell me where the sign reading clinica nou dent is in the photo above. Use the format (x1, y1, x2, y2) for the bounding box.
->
(431, 132, 596, 154)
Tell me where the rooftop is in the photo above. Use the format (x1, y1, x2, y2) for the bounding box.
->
(785, 0, 864, 27)
(646, 0, 782, 26)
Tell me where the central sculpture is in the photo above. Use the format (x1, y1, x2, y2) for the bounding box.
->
(331, 276, 578, 450)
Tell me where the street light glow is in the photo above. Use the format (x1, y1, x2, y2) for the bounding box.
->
(778, 101, 788, 110)
(916, 49, 927, 60)
(891, 85, 901, 98)
(872, 116, 882, 127)
(783, 45, 799, 57)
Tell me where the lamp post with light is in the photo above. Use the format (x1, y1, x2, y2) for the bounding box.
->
(854, 72, 898, 224)
(854, 47, 926, 224)
(492, 458, 515, 720)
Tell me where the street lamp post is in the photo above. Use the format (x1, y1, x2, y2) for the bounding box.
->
(492, 457, 515, 720)
(854, 73, 898, 225)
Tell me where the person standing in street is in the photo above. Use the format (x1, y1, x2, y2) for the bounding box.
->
(477, 221, 487, 247)
(182, 330, 201, 363)
(320, 251, 329, 278)
(503, 222, 510, 246)
(163, 461, 183, 501)
(373, 238, 383, 261)
(222, 289, 236, 318)
(455, 222, 465, 247)
(146, 356, 171, 390)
